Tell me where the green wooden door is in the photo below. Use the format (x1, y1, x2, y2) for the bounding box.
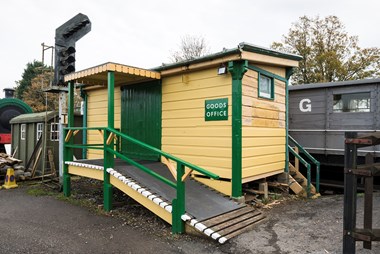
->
(121, 81, 161, 161)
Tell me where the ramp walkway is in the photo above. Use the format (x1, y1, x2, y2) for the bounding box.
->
(66, 159, 264, 243)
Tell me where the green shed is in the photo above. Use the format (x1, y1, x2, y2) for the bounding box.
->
(10, 111, 82, 176)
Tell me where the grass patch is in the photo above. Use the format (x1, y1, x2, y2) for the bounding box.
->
(26, 186, 56, 197)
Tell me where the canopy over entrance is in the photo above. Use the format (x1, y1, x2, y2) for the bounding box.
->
(64, 62, 161, 87)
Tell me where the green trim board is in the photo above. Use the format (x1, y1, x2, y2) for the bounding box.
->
(247, 64, 287, 82)
(285, 67, 294, 173)
(228, 60, 247, 198)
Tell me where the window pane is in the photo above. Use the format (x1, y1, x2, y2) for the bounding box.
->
(333, 92, 370, 112)
(259, 74, 272, 99)
(50, 123, 59, 141)
(21, 124, 26, 140)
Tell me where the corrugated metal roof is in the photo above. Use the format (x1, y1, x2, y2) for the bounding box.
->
(10, 111, 58, 124)
(289, 78, 380, 91)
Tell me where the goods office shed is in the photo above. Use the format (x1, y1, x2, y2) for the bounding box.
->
(65, 42, 301, 198)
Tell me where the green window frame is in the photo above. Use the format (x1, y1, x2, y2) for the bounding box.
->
(258, 73, 274, 99)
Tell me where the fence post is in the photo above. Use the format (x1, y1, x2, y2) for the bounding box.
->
(343, 132, 357, 253)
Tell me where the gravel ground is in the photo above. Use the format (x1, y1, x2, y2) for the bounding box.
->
(1, 178, 379, 253)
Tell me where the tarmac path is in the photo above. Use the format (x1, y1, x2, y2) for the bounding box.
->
(1, 185, 380, 254)
(0, 187, 193, 254)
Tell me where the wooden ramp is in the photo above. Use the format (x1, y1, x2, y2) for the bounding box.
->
(66, 159, 264, 243)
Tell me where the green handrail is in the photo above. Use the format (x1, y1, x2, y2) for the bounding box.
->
(288, 135, 320, 194)
(106, 147, 176, 188)
(64, 126, 219, 234)
(107, 127, 219, 180)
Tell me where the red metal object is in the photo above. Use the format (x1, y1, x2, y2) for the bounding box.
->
(0, 133, 11, 144)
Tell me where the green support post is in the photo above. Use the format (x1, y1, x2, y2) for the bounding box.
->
(103, 71, 115, 212)
(228, 60, 247, 198)
(285, 67, 294, 174)
(80, 88, 88, 159)
(63, 82, 74, 197)
(172, 162, 185, 234)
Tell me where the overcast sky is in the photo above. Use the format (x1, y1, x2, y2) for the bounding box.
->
(1, 0, 379, 98)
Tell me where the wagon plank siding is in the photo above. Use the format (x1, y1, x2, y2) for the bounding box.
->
(289, 79, 380, 159)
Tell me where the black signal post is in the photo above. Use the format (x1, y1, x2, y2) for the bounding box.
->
(53, 13, 91, 86)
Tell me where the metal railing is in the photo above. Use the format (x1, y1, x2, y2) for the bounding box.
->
(288, 135, 320, 197)
(63, 126, 219, 233)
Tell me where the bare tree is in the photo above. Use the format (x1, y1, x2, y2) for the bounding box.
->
(170, 35, 210, 62)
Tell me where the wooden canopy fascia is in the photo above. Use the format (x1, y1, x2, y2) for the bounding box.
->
(64, 62, 161, 88)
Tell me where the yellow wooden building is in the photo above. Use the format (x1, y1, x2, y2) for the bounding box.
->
(62, 42, 307, 240)
(65, 42, 301, 199)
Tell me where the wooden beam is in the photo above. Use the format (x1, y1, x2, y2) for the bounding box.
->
(106, 133, 115, 145)
(181, 168, 193, 182)
(97, 129, 104, 141)
(65, 130, 73, 142)
(161, 156, 177, 180)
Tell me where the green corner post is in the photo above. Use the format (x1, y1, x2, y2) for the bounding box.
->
(172, 162, 185, 234)
(228, 60, 248, 198)
(103, 71, 115, 212)
(285, 67, 294, 174)
(63, 81, 74, 196)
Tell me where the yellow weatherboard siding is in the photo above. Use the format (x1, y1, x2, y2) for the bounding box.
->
(86, 87, 121, 159)
(242, 67, 286, 180)
(161, 68, 232, 179)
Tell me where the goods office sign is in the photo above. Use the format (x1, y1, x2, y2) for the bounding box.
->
(205, 98, 228, 121)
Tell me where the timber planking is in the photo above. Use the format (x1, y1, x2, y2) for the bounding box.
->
(241, 67, 287, 180)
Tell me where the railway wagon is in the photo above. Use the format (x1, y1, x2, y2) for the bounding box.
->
(289, 78, 380, 166)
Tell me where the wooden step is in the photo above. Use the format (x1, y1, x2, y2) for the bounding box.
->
(289, 163, 317, 195)
(195, 206, 265, 242)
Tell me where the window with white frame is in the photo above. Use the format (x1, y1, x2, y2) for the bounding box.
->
(21, 124, 26, 140)
(50, 123, 59, 141)
(36, 123, 43, 141)
(258, 73, 274, 99)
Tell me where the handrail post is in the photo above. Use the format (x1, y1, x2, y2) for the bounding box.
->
(307, 164, 311, 198)
(316, 162, 320, 193)
(63, 128, 72, 196)
(172, 162, 185, 234)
